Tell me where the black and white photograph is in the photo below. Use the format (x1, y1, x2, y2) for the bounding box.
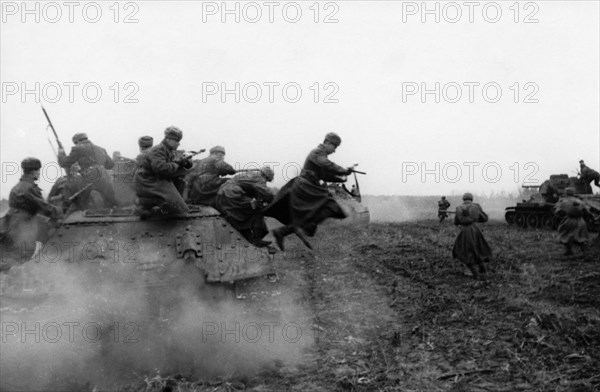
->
(1, 1, 599, 391)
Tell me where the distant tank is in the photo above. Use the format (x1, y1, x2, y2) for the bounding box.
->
(505, 174, 600, 231)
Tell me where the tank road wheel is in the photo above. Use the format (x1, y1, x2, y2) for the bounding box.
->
(541, 215, 554, 230)
(514, 213, 527, 228)
(505, 211, 515, 225)
(526, 214, 540, 229)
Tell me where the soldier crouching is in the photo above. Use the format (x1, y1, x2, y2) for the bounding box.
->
(215, 167, 275, 247)
(134, 127, 191, 216)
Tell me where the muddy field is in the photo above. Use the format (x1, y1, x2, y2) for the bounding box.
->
(2, 219, 600, 392)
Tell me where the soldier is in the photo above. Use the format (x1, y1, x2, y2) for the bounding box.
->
(215, 167, 275, 247)
(58, 132, 118, 208)
(265, 132, 354, 250)
(452, 193, 493, 280)
(554, 187, 590, 255)
(136, 136, 154, 166)
(579, 160, 600, 191)
(186, 145, 236, 206)
(47, 163, 87, 213)
(135, 126, 192, 215)
(1, 158, 63, 266)
(438, 196, 451, 223)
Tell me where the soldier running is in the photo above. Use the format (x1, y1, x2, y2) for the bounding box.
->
(554, 187, 591, 255)
(452, 193, 493, 280)
(1, 158, 63, 268)
(186, 145, 236, 206)
(58, 132, 118, 208)
(215, 167, 275, 247)
(134, 127, 192, 216)
(438, 196, 451, 223)
(265, 132, 354, 250)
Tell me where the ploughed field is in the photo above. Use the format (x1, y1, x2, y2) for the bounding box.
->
(117, 220, 600, 392)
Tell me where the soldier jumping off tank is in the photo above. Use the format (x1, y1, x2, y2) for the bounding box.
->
(58, 132, 118, 208)
(265, 132, 355, 251)
(215, 166, 275, 247)
(186, 145, 236, 206)
(134, 127, 192, 216)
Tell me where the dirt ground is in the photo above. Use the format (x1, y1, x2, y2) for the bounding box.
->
(114, 219, 600, 392)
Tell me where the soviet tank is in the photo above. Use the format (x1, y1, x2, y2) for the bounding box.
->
(1, 155, 278, 313)
(505, 174, 600, 231)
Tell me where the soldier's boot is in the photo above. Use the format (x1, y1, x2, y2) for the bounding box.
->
(563, 243, 573, 256)
(466, 263, 480, 280)
(272, 226, 293, 251)
(478, 263, 488, 281)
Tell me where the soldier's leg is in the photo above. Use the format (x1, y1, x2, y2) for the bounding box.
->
(272, 225, 294, 251)
(563, 242, 573, 256)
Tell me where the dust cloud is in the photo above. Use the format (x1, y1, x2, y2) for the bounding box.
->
(0, 250, 312, 391)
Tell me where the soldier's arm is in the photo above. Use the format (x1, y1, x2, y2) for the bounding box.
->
(150, 148, 185, 178)
(313, 153, 352, 177)
(103, 148, 115, 170)
(453, 208, 460, 226)
(476, 205, 489, 223)
(215, 160, 236, 176)
(22, 185, 62, 219)
(58, 146, 80, 169)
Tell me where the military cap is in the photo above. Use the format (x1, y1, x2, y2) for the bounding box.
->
(261, 166, 274, 181)
(324, 132, 342, 147)
(164, 126, 183, 142)
(138, 136, 154, 148)
(462, 192, 473, 201)
(565, 187, 575, 196)
(210, 145, 226, 154)
(72, 132, 88, 143)
(21, 157, 41, 171)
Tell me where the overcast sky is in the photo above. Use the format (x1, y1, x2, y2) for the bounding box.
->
(1, 1, 598, 197)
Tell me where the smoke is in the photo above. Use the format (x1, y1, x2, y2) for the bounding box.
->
(0, 250, 312, 391)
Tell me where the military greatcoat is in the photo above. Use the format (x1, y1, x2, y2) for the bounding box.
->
(264, 144, 351, 236)
(135, 140, 189, 214)
(187, 156, 236, 206)
(58, 140, 117, 207)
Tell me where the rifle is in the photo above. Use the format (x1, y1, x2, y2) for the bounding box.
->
(67, 183, 93, 202)
(42, 106, 63, 150)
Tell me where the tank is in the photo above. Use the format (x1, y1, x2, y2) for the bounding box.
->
(0, 205, 277, 313)
(505, 174, 600, 231)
